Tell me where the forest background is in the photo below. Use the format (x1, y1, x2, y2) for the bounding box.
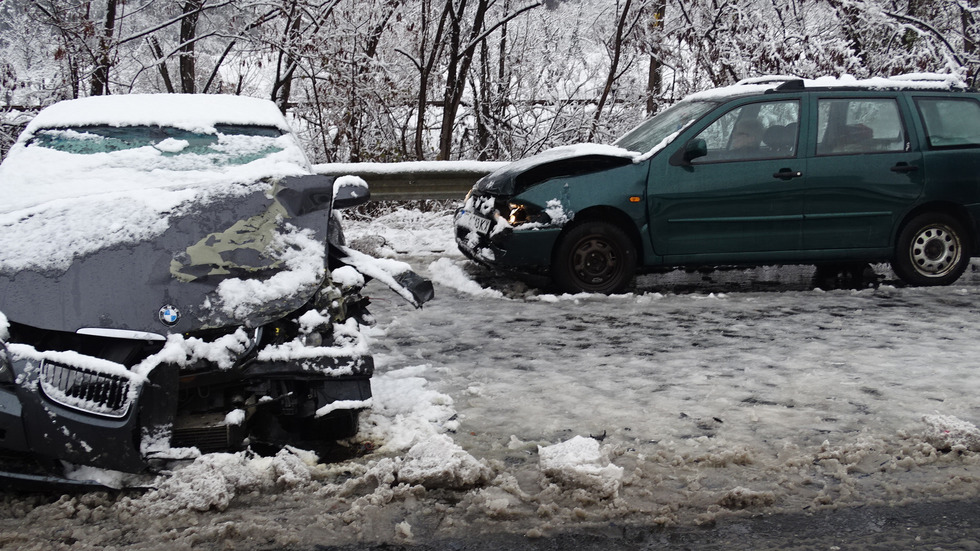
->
(1, 0, 978, 164)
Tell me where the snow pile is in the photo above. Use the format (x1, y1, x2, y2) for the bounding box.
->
(427, 258, 504, 298)
(127, 448, 318, 515)
(921, 414, 980, 453)
(397, 433, 492, 489)
(538, 436, 624, 499)
(116, 363, 463, 516)
(345, 207, 459, 258)
(357, 364, 459, 453)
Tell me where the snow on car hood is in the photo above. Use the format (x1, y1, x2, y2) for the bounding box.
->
(474, 143, 636, 196)
(0, 173, 338, 335)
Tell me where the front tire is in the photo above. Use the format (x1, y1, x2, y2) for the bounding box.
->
(551, 221, 636, 294)
(893, 213, 971, 286)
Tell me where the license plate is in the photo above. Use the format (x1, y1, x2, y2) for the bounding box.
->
(461, 211, 492, 234)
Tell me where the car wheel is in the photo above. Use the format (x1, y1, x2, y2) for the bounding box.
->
(552, 221, 636, 294)
(893, 213, 971, 286)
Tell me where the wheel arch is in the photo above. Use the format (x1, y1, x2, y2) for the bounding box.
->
(896, 201, 979, 256)
(555, 205, 644, 266)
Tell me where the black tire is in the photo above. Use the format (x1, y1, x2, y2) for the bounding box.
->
(551, 221, 636, 294)
(893, 213, 971, 286)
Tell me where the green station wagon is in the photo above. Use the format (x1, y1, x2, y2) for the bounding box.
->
(455, 74, 980, 293)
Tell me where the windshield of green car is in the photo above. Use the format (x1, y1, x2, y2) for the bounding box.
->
(614, 100, 718, 153)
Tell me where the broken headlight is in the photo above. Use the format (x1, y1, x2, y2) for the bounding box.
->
(507, 202, 550, 227)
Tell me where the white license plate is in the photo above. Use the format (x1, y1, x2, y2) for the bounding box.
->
(461, 211, 492, 234)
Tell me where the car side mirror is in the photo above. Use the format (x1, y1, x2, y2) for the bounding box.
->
(683, 139, 708, 163)
(333, 176, 371, 210)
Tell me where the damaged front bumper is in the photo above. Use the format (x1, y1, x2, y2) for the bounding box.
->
(0, 336, 374, 486)
(454, 205, 562, 275)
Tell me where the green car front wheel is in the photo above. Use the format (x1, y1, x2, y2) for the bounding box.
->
(552, 221, 637, 294)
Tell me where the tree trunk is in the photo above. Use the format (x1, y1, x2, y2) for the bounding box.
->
(438, 0, 482, 160)
(413, 0, 453, 160)
(646, 2, 665, 116)
(271, 3, 303, 114)
(963, 0, 978, 84)
(90, 0, 117, 96)
(147, 37, 176, 94)
(179, 0, 202, 94)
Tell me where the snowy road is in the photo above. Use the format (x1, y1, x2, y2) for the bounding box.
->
(2, 206, 980, 549)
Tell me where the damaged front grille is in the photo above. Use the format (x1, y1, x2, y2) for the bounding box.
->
(38, 360, 134, 418)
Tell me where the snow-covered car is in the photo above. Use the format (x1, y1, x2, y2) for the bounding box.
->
(456, 74, 980, 293)
(0, 94, 433, 487)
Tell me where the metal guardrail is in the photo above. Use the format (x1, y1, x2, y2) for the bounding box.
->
(314, 161, 505, 202)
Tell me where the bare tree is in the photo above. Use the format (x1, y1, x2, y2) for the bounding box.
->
(91, 0, 117, 95)
(646, 1, 666, 115)
(589, 0, 647, 142)
(178, 0, 202, 93)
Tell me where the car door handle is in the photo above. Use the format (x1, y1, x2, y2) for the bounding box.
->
(891, 162, 919, 174)
(772, 169, 803, 180)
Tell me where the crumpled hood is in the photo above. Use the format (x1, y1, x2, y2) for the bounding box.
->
(0, 174, 340, 335)
(475, 143, 636, 196)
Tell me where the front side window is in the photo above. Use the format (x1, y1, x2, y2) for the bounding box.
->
(690, 100, 800, 163)
(915, 97, 980, 149)
(816, 98, 907, 155)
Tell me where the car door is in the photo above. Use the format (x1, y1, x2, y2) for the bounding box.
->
(913, 95, 980, 204)
(648, 97, 807, 259)
(802, 94, 924, 251)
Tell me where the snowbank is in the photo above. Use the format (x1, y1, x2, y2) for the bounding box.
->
(538, 436, 624, 499)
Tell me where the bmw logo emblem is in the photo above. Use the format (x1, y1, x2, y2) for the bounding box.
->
(159, 305, 180, 326)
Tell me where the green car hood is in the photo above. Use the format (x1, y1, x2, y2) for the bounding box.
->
(475, 144, 636, 196)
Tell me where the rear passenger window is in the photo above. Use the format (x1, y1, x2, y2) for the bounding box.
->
(817, 98, 907, 155)
(915, 98, 980, 149)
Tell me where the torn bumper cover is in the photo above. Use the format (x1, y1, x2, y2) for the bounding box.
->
(0, 341, 373, 477)
(454, 192, 563, 276)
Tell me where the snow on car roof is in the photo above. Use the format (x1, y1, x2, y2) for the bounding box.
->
(0, 94, 311, 274)
(685, 72, 968, 101)
(22, 93, 292, 136)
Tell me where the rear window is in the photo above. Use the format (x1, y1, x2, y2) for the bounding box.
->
(915, 97, 980, 149)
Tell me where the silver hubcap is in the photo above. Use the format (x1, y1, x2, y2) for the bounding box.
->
(909, 224, 961, 277)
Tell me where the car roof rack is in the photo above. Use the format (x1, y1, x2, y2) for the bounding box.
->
(735, 76, 804, 88)
(750, 73, 970, 93)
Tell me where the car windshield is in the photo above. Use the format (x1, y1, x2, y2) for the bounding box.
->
(30, 124, 285, 167)
(614, 100, 718, 153)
